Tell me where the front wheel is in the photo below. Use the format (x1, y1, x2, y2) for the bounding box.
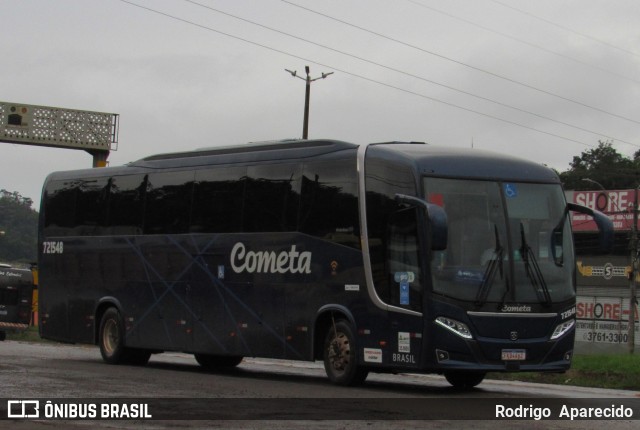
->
(323, 320, 368, 386)
(444, 371, 486, 389)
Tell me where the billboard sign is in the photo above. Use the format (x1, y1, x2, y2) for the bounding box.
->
(576, 296, 639, 346)
(576, 256, 631, 287)
(566, 189, 638, 231)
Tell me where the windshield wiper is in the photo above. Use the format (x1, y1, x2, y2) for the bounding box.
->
(519, 223, 552, 306)
(475, 225, 504, 307)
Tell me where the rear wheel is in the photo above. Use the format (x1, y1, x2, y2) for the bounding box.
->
(0, 331, 5, 341)
(99, 308, 125, 364)
(444, 371, 486, 389)
(194, 354, 243, 370)
(323, 320, 368, 386)
(99, 307, 150, 366)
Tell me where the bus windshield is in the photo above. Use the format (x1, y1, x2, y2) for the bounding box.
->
(426, 178, 574, 305)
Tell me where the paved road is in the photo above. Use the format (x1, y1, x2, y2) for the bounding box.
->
(0, 340, 638, 429)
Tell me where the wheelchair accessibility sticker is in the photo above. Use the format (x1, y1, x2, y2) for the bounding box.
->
(504, 183, 518, 199)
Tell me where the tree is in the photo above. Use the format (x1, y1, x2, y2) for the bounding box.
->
(559, 140, 639, 190)
(0, 190, 38, 263)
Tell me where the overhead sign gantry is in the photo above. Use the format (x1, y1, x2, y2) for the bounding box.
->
(0, 101, 118, 167)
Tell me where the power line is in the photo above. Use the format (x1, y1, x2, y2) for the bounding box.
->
(179, 0, 638, 147)
(280, 0, 640, 126)
(115, 0, 594, 147)
(489, 0, 640, 59)
(405, 0, 640, 86)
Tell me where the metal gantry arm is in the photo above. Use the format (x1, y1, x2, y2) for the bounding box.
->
(1, 100, 118, 167)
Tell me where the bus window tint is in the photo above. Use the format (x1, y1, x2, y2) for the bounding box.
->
(44, 179, 78, 236)
(386, 207, 422, 311)
(75, 177, 111, 235)
(108, 175, 146, 235)
(365, 160, 418, 308)
(144, 171, 195, 234)
(244, 164, 301, 233)
(191, 167, 246, 234)
(299, 160, 360, 249)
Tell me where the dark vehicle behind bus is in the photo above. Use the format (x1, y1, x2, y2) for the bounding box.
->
(0, 264, 34, 341)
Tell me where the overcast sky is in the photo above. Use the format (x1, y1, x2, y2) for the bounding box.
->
(2, 0, 640, 208)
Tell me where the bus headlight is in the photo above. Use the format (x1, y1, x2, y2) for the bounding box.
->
(435, 316, 473, 340)
(550, 319, 575, 340)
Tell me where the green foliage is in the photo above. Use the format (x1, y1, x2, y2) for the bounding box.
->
(0, 189, 38, 264)
(488, 354, 640, 390)
(559, 140, 640, 190)
(571, 353, 640, 375)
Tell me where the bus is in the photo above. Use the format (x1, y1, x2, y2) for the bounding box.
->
(0, 264, 35, 341)
(38, 139, 612, 387)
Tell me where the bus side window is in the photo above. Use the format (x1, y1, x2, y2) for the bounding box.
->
(145, 171, 195, 235)
(387, 207, 422, 311)
(109, 175, 146, 235)
(244, 164, 301, 233)
(44, 180, 78, 237)
(364, 159, 418, 307)
(191, 167, 246, 234)
(299, 159, 360, 249)
(75, 177, 111, 236)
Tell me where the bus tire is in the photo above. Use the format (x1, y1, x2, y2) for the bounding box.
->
(323, 320, 368, 386)
(444, 371, 485, 389)
(99, 307, 128, 365)
(0, 331, 5, 341)
(194, 354, 243, 370)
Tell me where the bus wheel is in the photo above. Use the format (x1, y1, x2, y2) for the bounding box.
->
(194, 354, 243, 370)
(444, 371, 486, 389)
(323, 320, 368, 386)
(99, 307, 128, 364)
(0, 331, 5, 341)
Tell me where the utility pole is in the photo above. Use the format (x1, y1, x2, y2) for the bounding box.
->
(630, 188, 638, 353)
(285, 66, 334, 139)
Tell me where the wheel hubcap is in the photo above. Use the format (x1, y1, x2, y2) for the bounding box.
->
(328, 332, 350, 373)
(103, 319, 118, 356)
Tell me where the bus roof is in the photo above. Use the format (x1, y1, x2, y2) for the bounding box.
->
(130, 139, 359, 169)
(367, 142, 560, 184)
(44, 139, 558, 184)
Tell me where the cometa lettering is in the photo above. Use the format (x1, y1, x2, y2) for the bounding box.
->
(230, 242, 312, 274)
(501, 304, 532, 313)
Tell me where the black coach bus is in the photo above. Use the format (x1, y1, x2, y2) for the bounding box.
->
(38, 140, 612, 387)
(0, 264, 34, 341)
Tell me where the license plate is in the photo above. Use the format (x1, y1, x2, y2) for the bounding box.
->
(501, 349, 526, 361)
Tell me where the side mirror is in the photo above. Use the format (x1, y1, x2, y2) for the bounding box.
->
(395, 194, 448, 251)
(567, 203, 614, 253)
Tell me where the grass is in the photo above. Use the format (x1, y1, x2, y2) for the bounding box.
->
(488, 354, 640, 390)
(6, 327, 640, 390)
(5, 325, 49, 343)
